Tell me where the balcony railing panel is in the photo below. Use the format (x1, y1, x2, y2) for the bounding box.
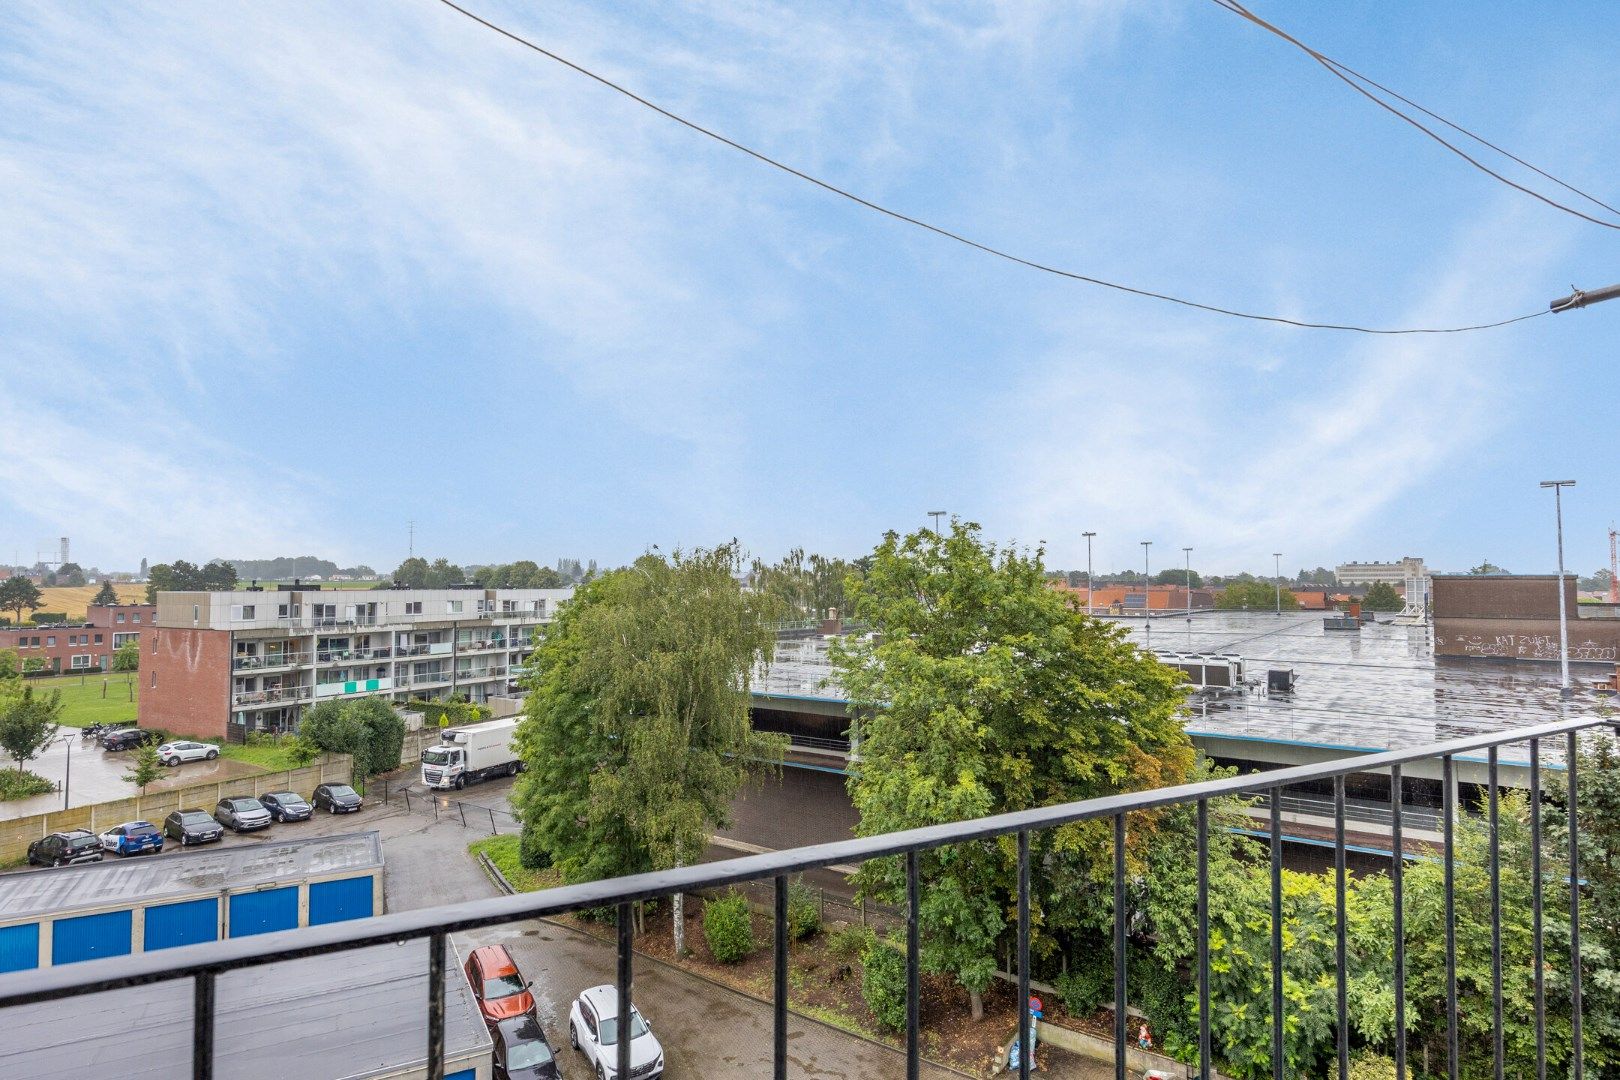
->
(0, 713, 1604, 1080)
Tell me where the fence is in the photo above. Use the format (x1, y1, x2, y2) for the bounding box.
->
(0, 755, 353, 864)
(2, 715, 1602, 1080)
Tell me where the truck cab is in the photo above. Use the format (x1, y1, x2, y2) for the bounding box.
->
(421, 740, 468, 789)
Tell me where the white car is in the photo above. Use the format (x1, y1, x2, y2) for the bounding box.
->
(568, 984, 664, 1080)
(156, 740, 220, 767)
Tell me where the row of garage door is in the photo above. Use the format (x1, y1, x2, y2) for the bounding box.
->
(0, 874, 374, 971)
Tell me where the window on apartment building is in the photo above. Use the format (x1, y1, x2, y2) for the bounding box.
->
(242, 605, 255, 620)
(192, 606, 200, 625)
(278, 603, 290, 618)
(45, 636, 55, 647)
(94, 634, 103, 644)
(116, 613, 126, 624)
(151, 672, 157, 688)
(447, 600, 463, 614)
(114, 633, 136, 647)
(405, 602, 422, 615)
(71, 655, 90, 669)
(132, 614, 141, 623)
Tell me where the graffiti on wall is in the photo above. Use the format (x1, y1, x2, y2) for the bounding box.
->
(1437, 632, 1618, 662)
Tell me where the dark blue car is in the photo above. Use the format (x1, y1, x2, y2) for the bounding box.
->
(99, 820, 163, 857)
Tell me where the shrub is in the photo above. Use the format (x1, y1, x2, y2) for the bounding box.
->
(861, 938, 908, 1032)
(786, 876, 821, 941)
(703, 892, 755, 963)
(518, 825, 552, 870)
(1055, 950, 1114, 1018)
(827, 922, 876, 965)
(0, 769, 54, 801)
(1348, 1051, 1397, 1080)
(1129, 953, 1196, 1057)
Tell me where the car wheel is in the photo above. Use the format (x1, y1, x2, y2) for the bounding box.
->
(206, 749, 218, 760)
(166, 757, 180, 767)
(508, 762, 519, 778)
(569, 1023, 578, 1051)
(329, 804, 337, 814)
(597, 1065, 605, 1080)
(454, 775, 465, 790)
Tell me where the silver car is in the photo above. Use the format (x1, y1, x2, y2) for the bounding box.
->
(158, 740, 220, 767)
(214, 796, 271, 832)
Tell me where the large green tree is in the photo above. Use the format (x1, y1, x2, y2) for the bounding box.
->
(512, 543, 786, 951)
(832, 522, 1195, 1019)
(750, 548, 860, 620)
(299, 697, 405, 778)
(0, 686, 62, 774)
(1217, 580, 1299, 611)
(391, 556, 464, 588)
(144, 559, 237, 602)
(92, 580, 119, 607)
(1361, 582, 1403, 612)
(0, 578, 43, 624)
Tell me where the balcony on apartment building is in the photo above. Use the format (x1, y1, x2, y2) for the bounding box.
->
(231, 650, 309, 672)
(2, 715, 1596, 1080)
(230, 683, 313, 708)
(455, 636, 508, 654)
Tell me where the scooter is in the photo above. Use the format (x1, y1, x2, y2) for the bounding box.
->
(81, 723, 107, 743)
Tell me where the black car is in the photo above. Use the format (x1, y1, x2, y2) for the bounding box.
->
(312, 784, 362, 814)
(26, 830, 104, 868)
(164, 808, 225, 846)
(260, 792, 312, 822)
(102, 728, 163, 752)
(492, 1012, 561, 1080)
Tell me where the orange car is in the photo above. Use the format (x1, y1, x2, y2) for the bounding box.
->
(464, 944, 536, 1023)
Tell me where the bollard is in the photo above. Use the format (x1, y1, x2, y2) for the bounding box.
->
(457, 801, 467, 828)
(488, 807, 497, 835)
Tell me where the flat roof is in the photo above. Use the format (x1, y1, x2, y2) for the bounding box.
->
(0, 831, 382, 921)
(0, 940, 490, 1080)
(754, 612, 1612, 764)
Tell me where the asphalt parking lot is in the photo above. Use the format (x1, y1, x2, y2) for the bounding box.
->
(1, 734, 266, 820)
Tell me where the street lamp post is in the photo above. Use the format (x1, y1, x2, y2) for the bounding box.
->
(1273, 553, 1283, 616)
(1541, 480, 1577, 700)
(57, 730, 72, 812)
(1183, 547, 1194, 623)
(1082, 532, 1097, 615)
(1550, 283, 1620, 313)
(1142, 541, 1153, 644)
(928, 510, 947, 536)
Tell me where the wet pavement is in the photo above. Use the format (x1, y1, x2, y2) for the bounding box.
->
(2, 736, 268, 820)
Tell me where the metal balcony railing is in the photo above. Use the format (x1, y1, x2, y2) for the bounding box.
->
(231, 653, 308, 671)
(0, 715, 1603, 1080)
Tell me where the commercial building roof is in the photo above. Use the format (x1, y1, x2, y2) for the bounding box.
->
(0, 939, 490, 1080)
(0, 831, 382, 920)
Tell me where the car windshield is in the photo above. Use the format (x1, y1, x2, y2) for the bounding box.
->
(67, 835, 98, 850)
(597, 1010, 649, 1046)
(180, 812, 213, 824)
(272, 793, 306, 805)
(422, 748, 454, 765)
(327, 786, 356, 798)
(232, 799, 262, 810)
(507, 1036, 554, 1068)
(484, 973, 527, 999)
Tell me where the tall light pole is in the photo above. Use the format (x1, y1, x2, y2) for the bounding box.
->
(1183, 546, 1194, 623)
(1273, 553, 1283, 616)
(928, 510, 947, 536)
(1141, 541, 1153, 645)
(1541, 480, 1577, 700)
(56, 729, 72, 811)
(1082, 532, 1097, 615)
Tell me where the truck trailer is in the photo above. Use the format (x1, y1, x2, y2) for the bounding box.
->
(421, 716, 523, 790)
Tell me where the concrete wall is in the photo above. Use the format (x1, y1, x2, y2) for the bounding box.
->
(1432, 574, 1620, 663)
(143, 626, 232, 737)
(1432, 574, 1574, 620)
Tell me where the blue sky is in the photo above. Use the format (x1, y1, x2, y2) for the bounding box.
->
(2, 1, 1617, 578)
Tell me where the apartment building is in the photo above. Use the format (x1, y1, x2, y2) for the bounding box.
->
(141, 587, 573, 741)
(0, 604, 155, 673)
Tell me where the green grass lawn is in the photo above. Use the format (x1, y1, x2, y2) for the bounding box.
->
(469, 834, 561, 893)
(25, 672, 140, 728)
(218, 741, 314, 771)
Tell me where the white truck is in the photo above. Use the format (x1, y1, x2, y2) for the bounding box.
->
(420, 716, 523, 790)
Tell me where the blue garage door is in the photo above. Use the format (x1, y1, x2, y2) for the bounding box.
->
(52, 910, 133, 965)
(228, 887, 298, 938)
(308, 876, 373, 926)
(0, 923, 39, 973)
(447, 1070, 476, 1080)
(145, 898, 219, 951)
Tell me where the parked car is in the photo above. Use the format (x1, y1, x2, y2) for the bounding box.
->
(464, 945, 536, 1024)
(491, 1011, 561, 1080)
(214, 796, 272, 832)
(164, 808, 225, 846)
(312, 783, 362, 814)
(259, 791, 312, 822)
(26, 829, 104, 867)
(156, 740, 220, 766)
(568, 985, 663, 1080)
(99, 820, 164, 857)
(102, 728, 163, 752)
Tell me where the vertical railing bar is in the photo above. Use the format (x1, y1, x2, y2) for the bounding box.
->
(192, 969, 215, 1080)
(1114, 813, 1127, 1080)
(1443, 754, 1458, 1080)
(1531, 738, 1546, 1080)
(1197, 799, 1212, 1080)
(774, 874, 788, 1080)
(906, 850, 920, 1080)
(1489, 747, 1504, 1080)
(1018, 830, 1031, 1080)
(427, 930, 446, 1080)
(1569, 730, 1583, 1078)
(1334, 776, 1349, 1080)
(617, 901, 632, 1080)
(1392, 762, 1407, 1080)
(1270, 791, 1284, 1080)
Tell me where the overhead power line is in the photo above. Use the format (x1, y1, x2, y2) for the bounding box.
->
(434, 0, 1549, 335)
(1209, 0, 1620, 231)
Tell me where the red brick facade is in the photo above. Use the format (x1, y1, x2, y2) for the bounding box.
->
(0, 604, 156, 674)
(141, 627, 232, 738)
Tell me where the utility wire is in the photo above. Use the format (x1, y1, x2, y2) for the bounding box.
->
(1210, 0, 1620, 231)
(433, 0, 1549, 335)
